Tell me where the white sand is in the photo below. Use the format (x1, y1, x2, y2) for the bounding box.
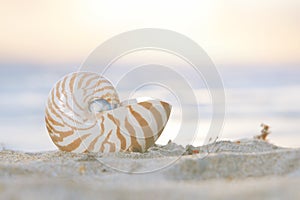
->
(0, 139, 300, 200)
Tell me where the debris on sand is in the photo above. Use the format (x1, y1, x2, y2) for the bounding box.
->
(255, 123, 271, 141)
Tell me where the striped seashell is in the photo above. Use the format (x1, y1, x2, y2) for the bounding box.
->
(45, 72, 172, 153)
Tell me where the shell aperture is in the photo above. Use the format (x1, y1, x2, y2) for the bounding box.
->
(89, 99, 115, 113)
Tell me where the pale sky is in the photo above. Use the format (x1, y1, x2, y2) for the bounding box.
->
(0, 0, 299, 67)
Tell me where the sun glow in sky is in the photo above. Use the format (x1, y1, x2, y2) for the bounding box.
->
(0, 0, 299, 67)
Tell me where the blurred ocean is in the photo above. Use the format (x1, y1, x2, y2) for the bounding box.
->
(0, 65, 300, 151)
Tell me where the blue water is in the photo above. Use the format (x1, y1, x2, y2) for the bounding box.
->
(1, 64, 300, 151)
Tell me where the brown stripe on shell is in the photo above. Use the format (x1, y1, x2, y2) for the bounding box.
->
(77, 72, 92, 89)
(93, 85, 116, 94)
(84, 79, 109, 90)
(45, 117, 73, 138)
(82, 74, 100, 89)
(45, 118, 65, 143)
(107, 113, 127, 150)
(124, 116, 142, 152)
(86, 116, 105, 152)
(82, 86, 116, 103)
(82, 80, 110, 97)
(139, 101, 165, 137)
(68, 74, 85, 111)
(45, 109, 64, 127)
(100, 130, 116, 152)
(55, 78, 82, 119)
(86, 134, 101, 152)
(47, 94, 67, 124)
(160, 101, 171, 117)
(56, 133, 91, 152)
(45, 114, 76, 145)
(129, 106, 154, 151)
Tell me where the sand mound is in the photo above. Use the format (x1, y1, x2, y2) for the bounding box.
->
(0, 139, 300, 200)
(0, 139, 299, 177)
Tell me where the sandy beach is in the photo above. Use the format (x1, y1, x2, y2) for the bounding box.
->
(1, 139, 299, 200)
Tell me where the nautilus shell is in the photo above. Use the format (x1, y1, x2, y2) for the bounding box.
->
(45, 72, 171, 153)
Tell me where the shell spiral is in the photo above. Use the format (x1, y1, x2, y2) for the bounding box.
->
(45, 72, 172, 153)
